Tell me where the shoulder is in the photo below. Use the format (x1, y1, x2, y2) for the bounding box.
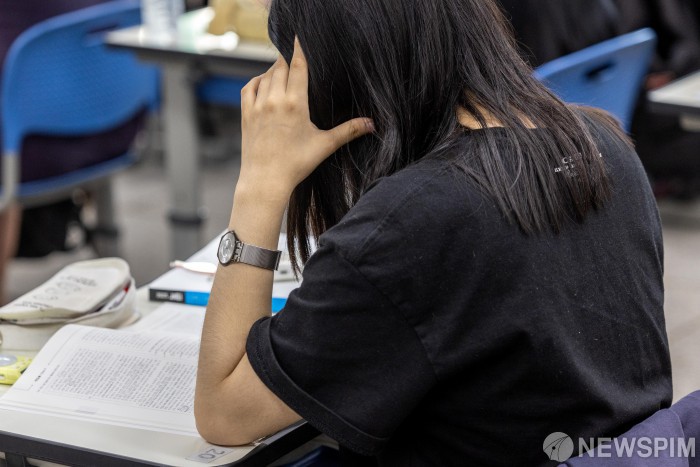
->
(318, 152, 491, 265)
(574, 105, 634, 153)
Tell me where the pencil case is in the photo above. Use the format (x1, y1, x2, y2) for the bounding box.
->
(0, 258, 138, 350)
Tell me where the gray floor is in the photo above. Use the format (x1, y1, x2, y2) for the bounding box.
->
(7, 149, 700, 402)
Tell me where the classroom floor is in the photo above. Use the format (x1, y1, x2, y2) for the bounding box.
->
(7, 142, 700, 402)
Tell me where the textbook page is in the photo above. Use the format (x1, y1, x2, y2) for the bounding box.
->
(0, 324, 199, 436)
(126, 302, 205, 336)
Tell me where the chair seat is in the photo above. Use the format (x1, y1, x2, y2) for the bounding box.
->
(17, 152, 133, 200)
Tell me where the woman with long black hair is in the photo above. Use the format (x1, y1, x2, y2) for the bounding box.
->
(194, 0, 672, 465)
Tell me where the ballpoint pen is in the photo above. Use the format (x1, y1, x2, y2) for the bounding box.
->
(169, 260, 217, 275)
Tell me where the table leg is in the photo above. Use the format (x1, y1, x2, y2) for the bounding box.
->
(161, 62, 206, 259)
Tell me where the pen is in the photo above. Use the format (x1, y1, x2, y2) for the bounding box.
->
(169, 260, 217, 275)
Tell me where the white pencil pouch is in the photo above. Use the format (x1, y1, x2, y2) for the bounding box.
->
(0, 278, 137, 351)
(0, 258, 131, 321)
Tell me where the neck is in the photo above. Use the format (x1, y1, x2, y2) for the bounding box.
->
(457, 105, 536, 130)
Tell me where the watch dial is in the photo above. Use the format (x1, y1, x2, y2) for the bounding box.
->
(220, 236, 234, 263)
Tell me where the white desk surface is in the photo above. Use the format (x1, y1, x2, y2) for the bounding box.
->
(106, 8, 278, 64)
(0, 287, 313, 466)
(648, 70, 700, 116)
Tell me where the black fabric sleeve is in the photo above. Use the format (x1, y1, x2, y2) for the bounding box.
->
(246, 242, 436, 456)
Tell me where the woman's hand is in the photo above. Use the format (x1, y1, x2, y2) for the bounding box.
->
(237, 38, 374, 204)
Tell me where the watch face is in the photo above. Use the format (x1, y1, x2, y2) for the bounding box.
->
(218, 232, 236, 264)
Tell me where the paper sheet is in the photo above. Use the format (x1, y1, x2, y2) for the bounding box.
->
(127, 302, 205, 336)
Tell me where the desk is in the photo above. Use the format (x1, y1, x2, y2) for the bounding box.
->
(105, 8, 277, 259)
(0, 262, 317, 466)
(648, 70, 700, 131)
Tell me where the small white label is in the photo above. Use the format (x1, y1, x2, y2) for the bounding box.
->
(187, 445, 235, 464)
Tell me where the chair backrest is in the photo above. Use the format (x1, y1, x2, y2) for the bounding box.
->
(561, 390, 700, 466)
(535, 28, 657, 132)
(1, 0, 156, 154)
(196, 76, 246, 107)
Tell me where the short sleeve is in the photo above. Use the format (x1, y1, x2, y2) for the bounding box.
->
(246, 240, 436, 456)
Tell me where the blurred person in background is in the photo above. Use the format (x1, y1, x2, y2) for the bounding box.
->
(499, 0, 700, 198)
(498, 0, 621, 66)
(0, 0, 146, 304)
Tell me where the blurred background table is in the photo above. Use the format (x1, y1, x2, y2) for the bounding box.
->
(105, 8, 277, 260)
(648, 70, 700, 130)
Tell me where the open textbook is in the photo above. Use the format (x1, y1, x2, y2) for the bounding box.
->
(0, 304, 206, 436)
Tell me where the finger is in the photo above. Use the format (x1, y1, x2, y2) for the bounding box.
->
(269, 56, 290, 97)
(256, 64, 276, 105)
(287, 37, 309, 99)
(324, 118, 375, 153)
(241, 75, 262, 113)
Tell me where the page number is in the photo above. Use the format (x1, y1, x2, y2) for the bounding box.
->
(187, 445, 235, 463)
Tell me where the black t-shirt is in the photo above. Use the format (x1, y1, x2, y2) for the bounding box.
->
(247, 122, 672, 466)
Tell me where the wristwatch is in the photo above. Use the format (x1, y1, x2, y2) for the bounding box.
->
(217, 231, 282, 271)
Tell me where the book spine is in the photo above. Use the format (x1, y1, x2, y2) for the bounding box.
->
(271, 297, 286, 313)
(148, 288, 207, 307)
(149, 289, 286, 311)
(184, 291, 210, 307)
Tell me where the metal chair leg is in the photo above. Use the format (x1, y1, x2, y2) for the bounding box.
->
(91, 180, 121, 258)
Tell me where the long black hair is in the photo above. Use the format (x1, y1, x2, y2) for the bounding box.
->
(268, 0, 630, 273)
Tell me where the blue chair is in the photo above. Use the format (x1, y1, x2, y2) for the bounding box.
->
(0, 0, 157, 253)
(560, 390, 700, 466)
(535, 28, 657, 132)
